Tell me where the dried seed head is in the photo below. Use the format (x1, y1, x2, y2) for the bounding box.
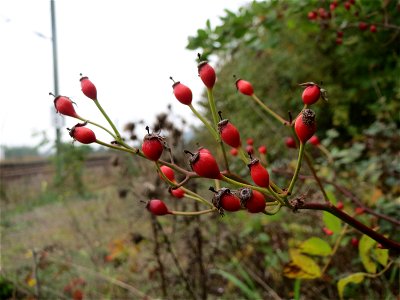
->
(302, 109, 316, 126)
(237, 188, 253, 207)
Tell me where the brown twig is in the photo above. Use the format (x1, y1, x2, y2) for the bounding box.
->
(294, 201, 400, 252)
(156, 219, 197, 300)
(304, 152, 330, 203)
(194, 205, 207, 300)
(150, 215, 168, 298)
(273, 168, 400, 227)
(46, 256, 153, 299)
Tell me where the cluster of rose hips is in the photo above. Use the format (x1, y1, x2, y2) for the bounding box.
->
(229, 138, 267, 157)
(51, 55, 327, 218)
(307, 0, 378, 45)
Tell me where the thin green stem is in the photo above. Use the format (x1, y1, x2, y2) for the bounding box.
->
(264, 203, 282, 215)
(321, 224, 349, 275)
(205, 89, 231, 171)
(363, 261, 394, 278)
(267, 186, 286, 206)
(294, 279, 301, 300)
(95, 139, 137, 155)
(219, 141, 230, 172)
(287, 142, 305, 194)
(206, 88, 219, 129)
(171, 208, 217, 216)
(77, 117, 117, 140)
(251, 94, 288, 125)
(189, 104, 219, 141)
(79, 117, 136, 151)
(93, 99, 122, 141)
(270, 181, 284, 194)
(317, 144, 334, 164)
(265, 201, 280, 206)
(183, 193, 214, 207)
(221, 174, 272, 196)
(238, 147, 250, 164)
(304, 151, 330, 203)
(180, 187, 214, 208)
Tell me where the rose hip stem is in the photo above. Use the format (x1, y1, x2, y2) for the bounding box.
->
(92, 98, 123, 144)
(251, 94, 289, 125)
(188, 104, 219, 141)
(287, 142, 305, 195)
(204, 89, 230, 172)
(170, 208, 217, 216)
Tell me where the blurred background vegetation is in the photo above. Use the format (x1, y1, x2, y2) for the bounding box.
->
(1, 0, 399, 299)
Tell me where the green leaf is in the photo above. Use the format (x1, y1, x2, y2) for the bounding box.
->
(299, 237, 333, 256)
(373, 247, 389, 267)
(212, 269, 261, 300)
(337, 273, 365, 299)
(325, 189, 337, 205)
(359, 234, 377, 273)
(232, 259, 257, 290)
(283, 250, 321, 279)
(322, 211, 342, 234)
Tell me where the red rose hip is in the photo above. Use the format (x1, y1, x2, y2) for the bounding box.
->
(295, 109, 317, 143)
(68, 122, 96, 144)
(169, 187, 185, 199)
(159, 165, 175, 182)
(301, 84, 321, 105)
(258, 145, 267, 154)
(211, 187, 241, 212)
(80, 75, 97, 100)
(185, 149, 221, 179)
(147, 199, 171, 215)
(218, 112, 241, 148)
(53, 95, 79, 118)
(309, 135, 320, 146)
(248, 158, 269, 188)
(142, 126, 164, 161)
(170, 77, 192, 105)
(197, 54, 216, 89)
(235, 78, 254, 96)
(285, 137, 297, 149)
(237, 188, 266, 213)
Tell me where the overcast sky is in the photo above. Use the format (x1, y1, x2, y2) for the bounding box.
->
(0, 0, 248, 152)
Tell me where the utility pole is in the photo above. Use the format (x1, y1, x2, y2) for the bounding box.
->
(50, 0, 63, 183)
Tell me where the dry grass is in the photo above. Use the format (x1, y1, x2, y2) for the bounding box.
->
(0, 160, 161, 298)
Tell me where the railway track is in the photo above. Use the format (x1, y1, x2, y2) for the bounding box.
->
(0, 154, 112, 181)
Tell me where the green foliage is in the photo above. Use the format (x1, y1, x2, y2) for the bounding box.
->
(359, 234, 378, 273)
(323, 211, 342, 234)
(187, 0, 400, 144)
(211, 268, 262, 300)
(337, 272, 365, 300)
(1, 145, 40, 159)
(283, 249, 321, 279)
(298, 237, 332, 256)
(0, 277, 14, 299)
(53, 143, 93, 195)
